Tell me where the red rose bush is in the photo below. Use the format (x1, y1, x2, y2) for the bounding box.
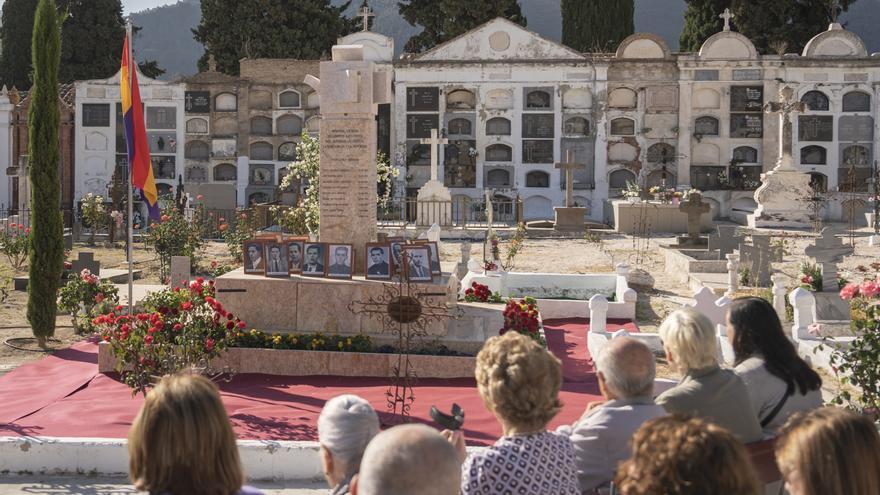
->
(95, 277, 245, 395)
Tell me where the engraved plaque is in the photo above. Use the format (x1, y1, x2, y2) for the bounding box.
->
(406, 114, 439, 139)
(522, 114, 555, 139)
(406, 87, 439, 112)
(798, 115, 833, 142)
(730, 86, 764, 112)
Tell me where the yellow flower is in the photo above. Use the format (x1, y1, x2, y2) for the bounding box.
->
(338, 341, 344, 349)
(272, 335, 282, 345)
(250, 328, 258, 335)
(346, 338, 352, 346)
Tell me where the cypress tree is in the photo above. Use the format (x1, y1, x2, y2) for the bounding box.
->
(0, 0, 40, 89)
(194, 0, 355, 75)
(399, 0, 526, 53)
(27, 0, 64, 347)
(562, 0, 634, 52)
(731, 0, 857, 55)
(679, 0, 730, 52)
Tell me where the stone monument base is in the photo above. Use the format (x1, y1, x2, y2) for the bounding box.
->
(674, 236, 709, 248)
(554, 207, 587, 231)
(748, 167, 813, 229)
(416, 180, 452, 226)
(814, 291, 851, 321)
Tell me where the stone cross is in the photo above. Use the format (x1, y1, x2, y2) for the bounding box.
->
(555, 149, 581, 207)
(170, 256, 191, 287)
(420, 129, 448, 182)
(485, 190, 494, 227)
(739, 235, 775, 287)
(764, 87, 806, 170)
(71, 251, 100, 276)
(720, 8, 735, 31)
(678, 192, 710, 240)
(708, 225, 745, 258)
(804, 227, 853, 292)
(358, 3, 375, 32)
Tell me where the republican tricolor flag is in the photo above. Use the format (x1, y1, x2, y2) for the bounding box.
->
(120, 34, 159, 220)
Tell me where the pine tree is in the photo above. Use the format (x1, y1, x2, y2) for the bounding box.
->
(679, 0, 730, 52)
(193, 0, 355, 75)
(0, 0, 163, 89)
(27, 0, 64, 347)
(731, 0, 857, 55)
(399, 0, 526, 53)
(0, 0, 40, 89)
(562, 0, 634, 52)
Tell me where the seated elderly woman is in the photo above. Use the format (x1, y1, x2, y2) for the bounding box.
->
(727, 297, 822, 436)
(615, 415, 762, 495)
(444, 332, 580, 494)
(656, 307, 762, 442)
(775, 407, 880, 495)
(128, 374, 264, 495)
(317, 394, 381, 495)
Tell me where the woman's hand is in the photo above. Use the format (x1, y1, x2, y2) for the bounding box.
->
(441, 429, 468, 463)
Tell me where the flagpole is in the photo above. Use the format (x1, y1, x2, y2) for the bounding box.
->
(126, 20, 134, 315)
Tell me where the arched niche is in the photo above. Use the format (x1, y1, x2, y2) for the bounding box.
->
(305, 116, 320, 134)
(185, 140, 209, 160)
(616, 33, 671, 59)
(699, 32, 758, 60)
(279, 142, 297, 161)
(800, 145, 827, 165)
(610, 118, 635, 136)
(448, 118, 472, 136)
(186, 117, 208, 134)
(562, 88, 591, 109)
(486, 144, 512, 162)
(486, 117, 511, 136)
(646, 143, 675, 163)
(525, 171, 550, 188)
(841, 144, 870, 166)
(523, 195, 552, 220)
(277, 114, 303, 135)
(279, 90, 301, 108)
(801, 91, 830, 111)
(808, 173, 828, 193)
(486, 168, 511, 187)
(214, 163, 237, 182)
(214, 92, 237, 112)
(250, 116, 272, 135)
(608, 87, 637, 109)
(802, 25, 868, 58)
(694, 116, 719, 136)
(733, 146, 758, 163)
(646, 169, 676, 188)
(249, 141, 274, 161)
(842, 91, 871, 112)
(608, 142, 638, 162)
(525, 89, 552, 110)
(693, 88, 721, 109)
(446, 89, 476, 110)
(564, 117, 590, 137)
(609, 169, 636, 189)
(85, 132, 108, 151)
(213, 116, 237, 136)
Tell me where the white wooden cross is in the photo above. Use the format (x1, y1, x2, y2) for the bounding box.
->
(358, 3, 375, 32)
(805, 227, 853, 292)
(720, 8, 735, 32)
(420, 128, 448, 182)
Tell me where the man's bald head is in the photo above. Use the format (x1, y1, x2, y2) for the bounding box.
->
(353, 424, 461, 495)
(595, 336, 656, 399)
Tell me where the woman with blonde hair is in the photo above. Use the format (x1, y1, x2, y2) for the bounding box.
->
(656, 307, 762, 442)
(317, 394, 380, 495)
(128, 374, 263, 495)
(615, 415, 761, 495)
(775, 407, 880, 495)
(443, 332, 579, 494)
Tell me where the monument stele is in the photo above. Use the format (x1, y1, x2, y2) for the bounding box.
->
(315, 45, 392, 273)
(748, 86, 812, 229)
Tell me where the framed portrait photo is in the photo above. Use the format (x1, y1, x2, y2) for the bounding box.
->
(263, 241, 289, 277)
(365, 243, 391, 280)
(301, 242, 326, 277)
(327, 244, 354, 279)
(286, 238, 306, 274)
(414, 240, 442, 275)
(403, 245, 433, 283)
(243, 240, 266, 275)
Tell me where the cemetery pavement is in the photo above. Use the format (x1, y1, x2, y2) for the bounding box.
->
(0, 477, 327, 494)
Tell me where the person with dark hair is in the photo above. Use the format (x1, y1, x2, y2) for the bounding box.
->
(727, 297, 822, 436)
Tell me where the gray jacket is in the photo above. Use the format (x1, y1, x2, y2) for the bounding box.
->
(735, 356, 823, 436)
(557, 396, 666, 492)
(656, 365, 763, 443)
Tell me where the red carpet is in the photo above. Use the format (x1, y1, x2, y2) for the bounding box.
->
(0, 318, 637, 445)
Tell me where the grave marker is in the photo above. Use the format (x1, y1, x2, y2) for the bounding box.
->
(805, 228, 853, 292)
(739, 235, 777, 287)
(708, 225, 744, 258)
(170, 256, 190, 287)
(71, 252, 100, 276)
(678, 192, 710, 242)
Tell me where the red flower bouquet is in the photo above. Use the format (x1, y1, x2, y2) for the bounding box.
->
(500, 297, 544, 346)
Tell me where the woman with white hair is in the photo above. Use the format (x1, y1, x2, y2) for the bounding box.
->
(317, 395, 381, 495)
(656, 307, 763, 442)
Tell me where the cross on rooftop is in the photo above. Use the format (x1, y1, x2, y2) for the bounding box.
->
(420, 129, 448, 182)
(358, 4, 375, 32)
(720, 8, 735, 32)
(555, 149, 582, 208)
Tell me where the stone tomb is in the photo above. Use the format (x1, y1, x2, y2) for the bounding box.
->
(804, 228, 853, 320)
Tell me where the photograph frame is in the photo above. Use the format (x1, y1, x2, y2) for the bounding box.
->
(243, 239, 266, 275)
(301, 242, 327, 277)
(402, 245, 433, 283)
(326, 243, 355, 280)
(388, 237, 406, 277)
(286, 237, 307, 274)
(365, 243, 392, 280)
(264, 241, 289, 278)
(414, 240, 442, 275)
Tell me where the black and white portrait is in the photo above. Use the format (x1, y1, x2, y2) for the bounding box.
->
(302, 243, 326, 276)
(327, 244, 353, 279)
(264, 241, 288, 277)
(366, 243, 391, 280)
(243, 240, 264, 274)
(287, 239, 305, 273)
(419, 241, 441, 275)
(389, 239, 405, 275)
(403, 246, 432, 282)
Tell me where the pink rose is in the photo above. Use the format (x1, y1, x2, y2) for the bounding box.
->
(859, 280, 879, 299)
(205, 338, 215, 351)
(197, 194, 204, 200)
(95, 293, 104, 304)
(840, 283, 859, 301)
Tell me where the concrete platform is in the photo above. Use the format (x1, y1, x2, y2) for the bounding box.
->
(14, 269, 142, 291)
